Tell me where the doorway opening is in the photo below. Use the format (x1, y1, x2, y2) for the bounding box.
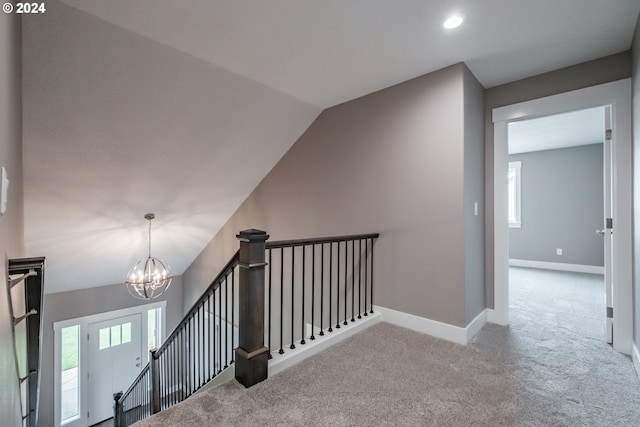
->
(506, 107, 608, 342)
(490, 78, 633, 355)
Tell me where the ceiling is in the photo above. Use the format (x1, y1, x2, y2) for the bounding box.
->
(21, 1, 640, 294)
(508, 107, 606, 154)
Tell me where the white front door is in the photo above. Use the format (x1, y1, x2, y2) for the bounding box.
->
(88, 314, 142, 425)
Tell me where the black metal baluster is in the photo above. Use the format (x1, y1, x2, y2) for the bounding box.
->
(336, 241, 341, 329)
(163, 352, 168, 409)
(320, 243, 325, 336)
(191, 316, 196, 393)
(311, 244, 316, 340)
(358, 239, 362, 319)
(197, 306, 202, 389)
(186, 320, 191, 395)
(279, 247, 284, 354)
(231, 267, 235, 364)
(344, 240, 348, 325)
(268, 249, 273, 359)
(206, 293, 210, 381)
(351, 239, 355, 322)
(212, 287, 217, 375)
(364, 239, 368, 317)
(170, 342, 174, 406)
(185, 320, 189, 396)
(173, 342, 177, 405)
(218, 282, 222, 373)
(160, 353, 164, 409)
(177, 330, 182, 401)
(290, 246, 296, 350)
(329, 242, 333, 333)
(301, 245, 306, 345)
(370, 240, 375, 314)
(224, 275, 229, 369)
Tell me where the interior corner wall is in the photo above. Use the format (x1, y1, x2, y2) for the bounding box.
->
(484, 51, 632, 309)
(631, 13, 640, 349)
(0, 12, 24, 426)
(508, 144, 604, 267)
(463, 65, 486, 325)
(38, 277, 183, 427)
(184, 63, 471, 327)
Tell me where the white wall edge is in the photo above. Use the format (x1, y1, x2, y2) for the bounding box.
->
(509, 259, 605, 275)
(374, 305, 486, 345)
(633, 342, 640, 381)
(466, 309, 488, 342)
(486, 308, 507, 325)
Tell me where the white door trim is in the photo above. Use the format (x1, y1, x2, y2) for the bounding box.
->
(53, 301, 166, 427)
(490, 78, 633, 355)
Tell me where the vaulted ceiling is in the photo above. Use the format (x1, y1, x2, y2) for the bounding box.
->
(22, 1, 640, 293)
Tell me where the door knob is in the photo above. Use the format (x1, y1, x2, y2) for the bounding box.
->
(136, 363, 141, 367)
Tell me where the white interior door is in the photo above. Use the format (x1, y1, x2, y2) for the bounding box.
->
(602, 106, 614, 344)
(88, 314, 142, 425)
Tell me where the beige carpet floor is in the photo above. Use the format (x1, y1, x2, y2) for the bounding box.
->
(134, 268, 640, 426)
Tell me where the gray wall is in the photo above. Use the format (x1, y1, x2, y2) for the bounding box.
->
(484, 52, 632, 308)
(183, 63, 485, 328)
(39, 277, 183, 427)
(0, 12, 24, 427)
(508, 144, 604, 266)
(631, 14, 640, 352)
(463, 66, 486, 324)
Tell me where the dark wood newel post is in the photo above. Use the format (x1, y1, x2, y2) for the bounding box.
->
(150, 348, 161, 414)
(235, 229, 270, 388)
(113, 392, 124, 427)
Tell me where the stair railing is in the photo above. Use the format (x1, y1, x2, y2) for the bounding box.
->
(115, 250, 240, 426)
(7, 257, 46, 427)
(265, 234, 379, 357)
(114, 230, 378, 427)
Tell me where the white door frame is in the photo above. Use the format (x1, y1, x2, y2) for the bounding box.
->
(489, 78, 633, 356)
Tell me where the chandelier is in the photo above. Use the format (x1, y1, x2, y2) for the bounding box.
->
(125, 213, 173, 300)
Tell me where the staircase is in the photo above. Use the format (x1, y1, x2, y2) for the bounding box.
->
(114, 230, 379, 426)
(7, 257, 46, 427)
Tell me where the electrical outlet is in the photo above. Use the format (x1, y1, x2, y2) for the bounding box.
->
(556, 248, 563, 256)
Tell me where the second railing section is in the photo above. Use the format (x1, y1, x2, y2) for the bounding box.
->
(265, 234, 378, 357)
(114, 231, 379, 427)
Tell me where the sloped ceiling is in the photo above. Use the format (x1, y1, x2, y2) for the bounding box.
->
(21, 1, 640, 293)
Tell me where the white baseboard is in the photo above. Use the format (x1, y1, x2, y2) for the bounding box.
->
(196, 364, 236, 392)
(199, 313, 382, 390)
(466, 310, 488, 343)
(268, 312, 382, 376)
(633, 342, 640, 381)
(373, 305, 487, 345)
(509, 259, 604, 275)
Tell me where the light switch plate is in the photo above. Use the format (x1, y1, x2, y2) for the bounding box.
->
(1, 167, 9, 215)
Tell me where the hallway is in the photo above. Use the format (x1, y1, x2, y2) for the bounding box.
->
(133, 268, 640, 426)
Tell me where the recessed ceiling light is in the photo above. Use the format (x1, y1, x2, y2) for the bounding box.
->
(443, 15, 464, 29)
